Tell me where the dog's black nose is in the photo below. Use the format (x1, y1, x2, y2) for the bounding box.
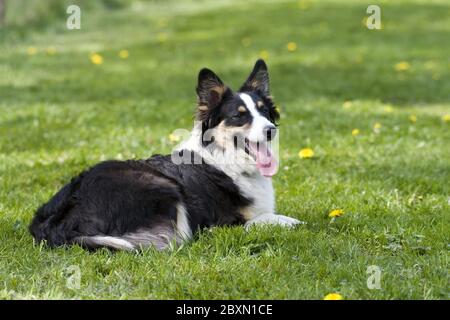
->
(264, 125, 276, 141)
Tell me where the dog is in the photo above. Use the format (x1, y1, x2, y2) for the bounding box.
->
(29, 59, 301, 251)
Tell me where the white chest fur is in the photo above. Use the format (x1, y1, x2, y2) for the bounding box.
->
(234, 173, 275, 220)
(178, 124, 300, 226)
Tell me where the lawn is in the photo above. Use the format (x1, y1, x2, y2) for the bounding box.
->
(0, 0, 449, 299)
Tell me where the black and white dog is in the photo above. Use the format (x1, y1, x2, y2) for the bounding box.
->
(29, 59, 301, 251)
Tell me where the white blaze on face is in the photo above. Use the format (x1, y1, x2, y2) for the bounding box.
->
(239, 93, 278, 177)
(239, 93, 274, 142)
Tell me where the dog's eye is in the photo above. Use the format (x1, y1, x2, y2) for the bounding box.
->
(231, 114, 241, 120)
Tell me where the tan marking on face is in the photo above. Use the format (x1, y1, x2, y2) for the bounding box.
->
(213, 121, 251, 149)
(257, 101, 264, 108)
(213, 121, 228, 148)
(238, 106, 247, 113)
(198, 105, 208, 111)
(241, 122, 251, 130)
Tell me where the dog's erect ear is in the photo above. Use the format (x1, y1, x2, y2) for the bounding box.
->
(240, 59, 270, 97)
(196, 68, 230, 119)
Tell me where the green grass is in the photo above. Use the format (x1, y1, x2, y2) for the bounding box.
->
(0, 0, 449, 299)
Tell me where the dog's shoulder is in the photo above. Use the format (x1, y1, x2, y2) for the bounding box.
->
(146, 151, 247, 199)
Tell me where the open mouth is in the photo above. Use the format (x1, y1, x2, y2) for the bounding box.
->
(244, 138, 278, 177)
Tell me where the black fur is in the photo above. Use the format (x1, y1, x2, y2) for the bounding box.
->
(29, 151, 250, 249)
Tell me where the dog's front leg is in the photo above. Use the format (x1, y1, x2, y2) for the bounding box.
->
(244, 213, 303, 229)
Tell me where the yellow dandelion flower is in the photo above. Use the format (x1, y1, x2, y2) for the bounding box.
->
(46, 47, 56, 55)
(298, 148, 314, 159)
(241, 37, 252, 47)
(27, 47, 38, 55)
(298, 0, 310, 10)
(442, 114, 450, 122)
(343, 101, 353, 109)
(373, 122, 382, 130)
(259, 50, 269, 60)
(361, 17, 368, 27)
(383, 105, 394, 113)
(119, 50, 129, 59)
(409, 115, 417, 123)
(275, 105, 281, 113)
(329, 209, 344, 218)
(158, 18, 168, 28)
(394, 61, 411, 72)
(324, 293, 344, 300)
(168, 133, 181, 143)
(352, 128, 360, 136)
(90, 53, 103, 65)
(354, 55, 364, 64)
(287, 42, 297, 52)
(157, 32, 168, 43)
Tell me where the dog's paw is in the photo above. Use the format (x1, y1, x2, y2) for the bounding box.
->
(276, 215, 305, 227)
(245, 214, 305, 230)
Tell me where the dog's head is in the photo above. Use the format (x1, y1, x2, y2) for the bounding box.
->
(196, 60, 279, 177)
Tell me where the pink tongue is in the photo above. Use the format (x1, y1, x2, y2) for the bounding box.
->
(249, 142, 278, 177)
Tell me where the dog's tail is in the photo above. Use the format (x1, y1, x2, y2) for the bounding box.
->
(72, 220, 185, 251)
(73, 235, 136, 251)
(29, 175, 83, 247)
